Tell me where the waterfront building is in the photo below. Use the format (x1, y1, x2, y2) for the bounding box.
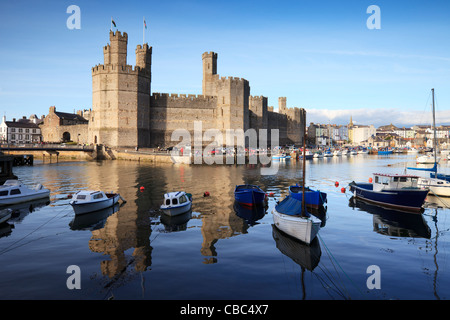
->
(0, 116, 42, 144)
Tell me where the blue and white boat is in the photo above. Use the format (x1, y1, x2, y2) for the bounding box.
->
(234, 184, 266, 206)
(272, 196, 322, 244)
(349, 173, 429, 213)
(377, 148, 393, 155)
(160, 191, 192, 216)
(289, 185, 327, 209)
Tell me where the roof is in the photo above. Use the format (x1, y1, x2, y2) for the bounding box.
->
(54, 111, 88, 122)
(4, 121, 40, 128)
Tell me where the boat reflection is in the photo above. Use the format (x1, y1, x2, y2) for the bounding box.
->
(424, 195, 450, 209)
(160, 209, 192, 232)
(69, 203, 120, 231)
(349, 196, 431, 239)
(272, 224, 321, 271)
(8, 197, 51, 223)
(233, 201, 266, 226)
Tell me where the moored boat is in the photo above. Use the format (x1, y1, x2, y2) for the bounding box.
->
(272, 196, 322, 244)
(160, 191, 192, 216)
(348, 173, 429, 213)
(234, 184, 266, 206)
(0, 180, 50, 206)
(289, 185, 327, 209)
(70, 190, 121, 215)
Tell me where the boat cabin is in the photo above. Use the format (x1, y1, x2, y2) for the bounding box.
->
(372, 173, 419, 191)
(163, 192, 190, 207)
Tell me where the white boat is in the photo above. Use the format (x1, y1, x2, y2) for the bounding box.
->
(0, 180, 50, 206)
(0, 208, 12, 224)
(160, 191, 192, 216)
(350, 150, 358, 155)
(272, 197, 322, 244)
(418, 177, 450, 197)
(333, 150, 342, 156)
(417, 154, 440, 164)
(358, 148, 369, 154)
(341, 149, 349, 156)
(70, 190, 121, 215)
(313, 151, 323, 159)
(408, 148, 419, 153)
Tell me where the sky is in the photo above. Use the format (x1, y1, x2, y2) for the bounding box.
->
(0, 0, 449, 128)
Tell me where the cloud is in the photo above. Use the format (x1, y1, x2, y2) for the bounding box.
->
(306, 108, 450, 128)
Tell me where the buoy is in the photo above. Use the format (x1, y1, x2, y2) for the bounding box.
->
(369, 177, 373, 183)
(140, 186, 145, 192)
(341, 187, 346, 193)
(269, 192, 275, 197)
(204, 191, 210, 197)
(68, 194, 72, 199)
(335, 181, 339, 187)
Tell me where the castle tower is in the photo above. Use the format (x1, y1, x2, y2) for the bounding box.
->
(278, 97, 287, 114)
(202, 52, 218, 96)
(90, 30, 152, 148)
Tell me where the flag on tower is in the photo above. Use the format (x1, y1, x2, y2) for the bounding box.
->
(111, 18, 116, 28)
(144, 18, 147, 29)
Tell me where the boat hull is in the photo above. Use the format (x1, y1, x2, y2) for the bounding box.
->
(272, 207, 321, 244)
(0, 191, 50, 206)
(349, 182, 428, 213)
(234, 185, 266, 206)
(161, 201, 192, 216)
(71, 194, 119, 215)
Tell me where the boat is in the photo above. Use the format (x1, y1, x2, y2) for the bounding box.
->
(324, 150, 333, 157)
(272, 153, 286, 160)
(407, 148, 419, 154)
(160, 191, 192, 216)
(407, 89, 449, 197)
(0, 208, 12, 224)
(70, 190, 122, 215)
(348, 173, 429, 213)
(0, 180, 50, 206)
(289, 185, 327, 209)
(350, 149, 358, 155)
(69, 203, 120, 230)
(272, 196, 322, 244)
(313, 151, 323, 159)
(272, 117, 322, 245)
(358, 148, 369, 154)
(341, 149, 349, 156)
(333, 149, 342, 156)
(377, 147, 393, 155)
(299, 149, 314, 160)
(234, 184, 266, 206)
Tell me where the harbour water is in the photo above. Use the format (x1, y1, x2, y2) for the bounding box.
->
(1, 153, 450, 300)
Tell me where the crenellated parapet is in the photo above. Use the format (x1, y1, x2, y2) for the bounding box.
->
(152, 92, 216, 102)
(91, 64, 151, 77)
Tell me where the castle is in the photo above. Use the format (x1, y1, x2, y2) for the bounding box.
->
(40, 30, 305, 148)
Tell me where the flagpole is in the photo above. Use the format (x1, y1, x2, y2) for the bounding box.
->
(143, 16, 145, 44)
(111, 16, 112, 31)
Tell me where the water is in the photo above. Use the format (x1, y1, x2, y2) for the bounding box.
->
(1, 154, 450, 300)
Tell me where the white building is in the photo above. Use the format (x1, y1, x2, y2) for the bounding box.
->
(352, 125, 376, 145)
(0, 116, 42, 144)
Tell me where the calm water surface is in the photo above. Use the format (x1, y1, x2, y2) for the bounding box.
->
(1, 154, 450, 300)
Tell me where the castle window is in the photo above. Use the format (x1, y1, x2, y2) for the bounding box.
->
(223, 97, 225, 104)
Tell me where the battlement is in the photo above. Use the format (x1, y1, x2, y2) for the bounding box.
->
(217, 76, 249, 85)
(152, 92, 216, 102)
(110, 30, 128, 41)
(91, 64, 151, 76)
(249, 95, 267, 101)
(202, 51, 218, 59)
(136, 43, 152, 51)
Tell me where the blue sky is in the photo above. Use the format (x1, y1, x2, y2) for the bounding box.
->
(1, 0, 449, 127)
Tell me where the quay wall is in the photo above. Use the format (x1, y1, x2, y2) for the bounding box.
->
(3, 149, 96, 161)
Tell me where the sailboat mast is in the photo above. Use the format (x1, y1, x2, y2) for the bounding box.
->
(302, 112, 306, 217)
(432, 88, 437, 165)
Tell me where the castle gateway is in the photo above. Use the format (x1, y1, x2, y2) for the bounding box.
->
(45, 30, 306, 148)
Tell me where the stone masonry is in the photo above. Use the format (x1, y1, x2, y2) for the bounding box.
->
(41, 30, 305, 148)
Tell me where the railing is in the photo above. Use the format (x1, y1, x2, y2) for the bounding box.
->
(0, 143, 95, 151)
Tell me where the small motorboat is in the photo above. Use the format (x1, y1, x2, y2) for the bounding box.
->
(417, 154, 440, 164)
(272, 153, 286, 160)
(160, 191, 192, 216)
(70, 190, 121, 215)
(0, 208, 12, 224)
(289, 185, 327, 209)
(234, 184, 266, 206)
(0, 180, 50, 206)
(348, 173, 429, 213)
(272, 196, 322, 245)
